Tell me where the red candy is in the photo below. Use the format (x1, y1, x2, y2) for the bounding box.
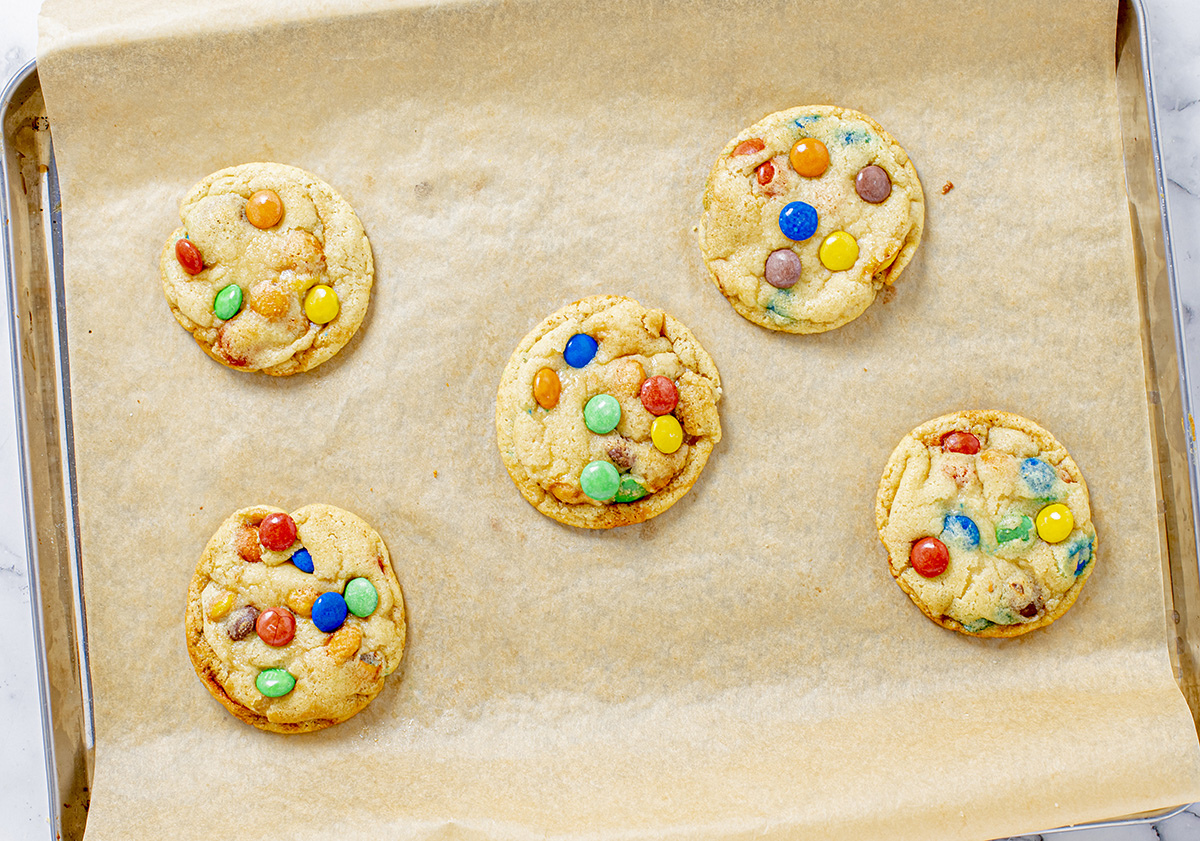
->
(639, 376, 679, 416)
(910, 537, 949, 578)
(756, 160, 775, 185)
(732, 138, 765, 156)
(175, 238, 204, 275)
(941, 431, 981, 455)
(258, 513, 298, 552)
(255, 607, 296, 647)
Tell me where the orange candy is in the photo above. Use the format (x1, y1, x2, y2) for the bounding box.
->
(533, 368, 560, 410)
(789, 138, 829, 177)
(251, 288, 289, 318)
(732, 138, 765, 156)
(246, 189, 283, 229)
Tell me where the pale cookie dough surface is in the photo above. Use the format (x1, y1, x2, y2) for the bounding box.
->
(876, 411, 1096, 638)
(496, 296, 722, 529)
(185, 504, 406, 733)
(160, 162, 373, 375)
(699, 106, 924, 333)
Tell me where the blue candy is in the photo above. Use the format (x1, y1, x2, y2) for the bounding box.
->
(563, 333, 598, 368)
(312, 592, 348, 633)
(942, 512, 980, 549)
(290, 548, 314, 574)
(778, 201, 819, 242)
(1020, 458, 1056, 497)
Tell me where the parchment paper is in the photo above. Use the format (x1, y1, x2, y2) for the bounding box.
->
(35, 0, 1200, 838)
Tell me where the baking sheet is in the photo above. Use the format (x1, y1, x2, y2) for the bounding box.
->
(33, 0, 1200, 838)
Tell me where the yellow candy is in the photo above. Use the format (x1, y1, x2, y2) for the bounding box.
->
(651, 415, 683, 454)
(207, 592, 235, 621)
(819, 231, 859, 271)
(304, 284, 339, 324)
(1035, 504, 1074, 543)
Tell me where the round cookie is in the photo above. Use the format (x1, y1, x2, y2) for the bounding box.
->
(496, 296, 722, 529)
(160, 163, 373, 375)
(185, 504, 406, 732)
(876, 411, 1096, 637)
(699, 106, 925, 333)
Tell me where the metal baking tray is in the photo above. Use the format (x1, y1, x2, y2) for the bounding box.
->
(2, 0, 1196, 837)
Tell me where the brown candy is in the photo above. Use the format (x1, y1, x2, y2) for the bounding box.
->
(1019, 603, 1040, 618)
(359, 651, 381, 666)
(855, 165, 892, 204)
(226, 605, 260, 641)
(246, 189, 283, 229)
(764, 249, 802, 289)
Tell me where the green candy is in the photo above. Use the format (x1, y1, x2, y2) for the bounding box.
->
(213, 283, 244, 320)
(256, 668, 296, 698)
(580, 460, 620, 501)
(995, 513, 1033, 544)
(614, 475, 647, 503)
(344, 577, 379, 618)
(583, 394, 621, 434)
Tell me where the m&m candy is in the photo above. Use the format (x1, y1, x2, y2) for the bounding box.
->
(290, 547, 314, 574)
(819, 232, 858, 271)
(584, 394, 621, 434)
(942, 513, 980, 549)
(651, 415, 683, 454)
(995, 513, 1033, 544)
(534, 368, 561, 409)
(304, 284, 339, 324)
(765, 249, 802, 289)
(778, 201, 819, 242)
(246, 189, 283, 229)
(639, 376, 678, 416)
(1020, 458, 1057, 497)
(941, 431, 981, 454)
(580, 460, 620, 501)
(564, 333, 598, 368)
(615, 475, 648, 503)
(1036, 504, 1074, 543)
(344, 578, 379, 618)
(214, 284, 243, 320)
(255, 607, 296, 647)
(855, 165, 892, 203)
(175, 238, 204, 275)
(312, 592, 349, 633)
(258, 513, 298, 552)
(256, 668, 296, 698)
(910, 536, 949, 578)
(789, 138, 829, 177)
(732, 138, 765, 156)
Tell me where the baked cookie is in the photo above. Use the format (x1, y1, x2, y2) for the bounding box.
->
(185, 504, 406, 732)
(699, 106, 924, 333)
(496, 296, 722, 529)
(160, 163, 373, 375)
(876, 411, 1096, 637)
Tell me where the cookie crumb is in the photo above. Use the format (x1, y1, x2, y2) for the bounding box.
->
(941, 181, 954, 194)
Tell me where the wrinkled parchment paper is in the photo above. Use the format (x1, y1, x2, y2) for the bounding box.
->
(36, 0, 1200, 838)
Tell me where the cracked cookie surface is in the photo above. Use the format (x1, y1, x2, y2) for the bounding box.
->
(496, 296, 722, 529)
(160, 162, 373, 375)
(875, 411, 1096, 638)
(699, 106, 924, 333)
(185, 504, 406, 732)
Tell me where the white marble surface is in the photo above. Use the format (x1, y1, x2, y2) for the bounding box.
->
(2, 1, 1200, 838)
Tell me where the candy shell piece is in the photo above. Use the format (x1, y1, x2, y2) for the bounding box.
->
(1036, 504, 1074, 543)
(765, 249, 802, 289)
(214, 284, 243, 320)
(258, 513, 298, 552)
(941, 512, 980, 549)
(256, 668, 296, 698)
(615, 475, 648, 503)
(246, 189, 283, 229)
(290, 547, 314, 573)
(344, 577, 379, 618)
(533, 368, 561, 410)
(584, 394, 622, 434)
(639, 376, 679, 416)
(910, 536, 949, 578)
(304, 284, 340, 324)
(778, 201, 819, 242)
(651, 415, 683, 454)
(819, 231, 859, 271)
(789, 137, 830, 177)
(580, 460, 620, 501)
(255, 607, 296, 647)
(175, 238, 204, 275)
(312, 592, 348, 633)
(564, 333, 598, 368)
(996, 513, 1034, 544)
